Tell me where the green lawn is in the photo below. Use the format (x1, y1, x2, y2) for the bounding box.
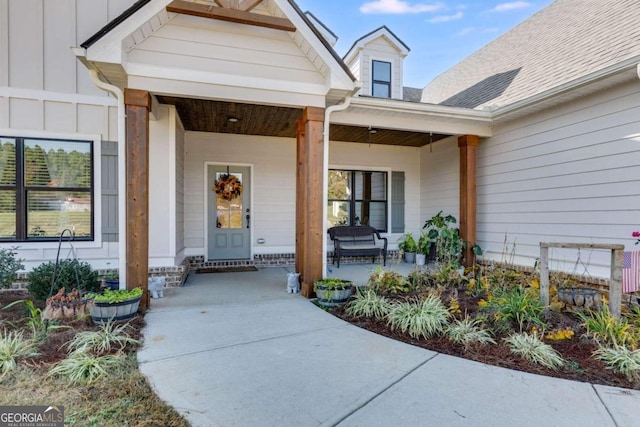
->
(0, 212, 91, 239)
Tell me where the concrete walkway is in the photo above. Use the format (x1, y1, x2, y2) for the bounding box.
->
(138, 266, 640, 427)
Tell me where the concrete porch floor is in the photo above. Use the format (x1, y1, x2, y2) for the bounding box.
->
(138, 263, 640, 427)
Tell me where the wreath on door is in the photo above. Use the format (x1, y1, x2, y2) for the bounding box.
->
(213, 173, 243, 201)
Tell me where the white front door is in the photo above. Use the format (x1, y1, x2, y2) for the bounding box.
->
(207, 165, 251, 260)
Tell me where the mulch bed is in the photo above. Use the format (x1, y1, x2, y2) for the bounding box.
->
(0, 291, 144, 368)
(330, 287, 638, 390)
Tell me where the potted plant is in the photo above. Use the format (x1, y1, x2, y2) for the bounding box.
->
(102, 272, 119, 291)
(416, 232, 432, 266)
(86, 287, 143, 324)
(397, 233, 417, 263)
(314, 278, 354, 308)
(422, 211, 483, 267)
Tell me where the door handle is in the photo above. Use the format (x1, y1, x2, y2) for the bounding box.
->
(246, 214, 250, 229)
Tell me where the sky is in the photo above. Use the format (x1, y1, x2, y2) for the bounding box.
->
(293, 0, 555, 88)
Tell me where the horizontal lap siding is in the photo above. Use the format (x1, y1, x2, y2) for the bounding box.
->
(184, 133, 296, 254)
(478, 81, 640, 276)
(330, 141, 421, 242)
(176, 117, 185, 258)
(128, 15, 324, 88)
(421, 136, 460, 225)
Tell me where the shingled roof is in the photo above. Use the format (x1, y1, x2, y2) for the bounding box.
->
(421, 0, 640, 110)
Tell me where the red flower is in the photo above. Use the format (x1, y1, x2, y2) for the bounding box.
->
(633, 231, 640, 238)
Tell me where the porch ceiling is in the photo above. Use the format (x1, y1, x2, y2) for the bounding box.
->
(156, 96, 450, 146)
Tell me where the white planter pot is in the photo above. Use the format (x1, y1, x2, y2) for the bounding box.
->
(416, 254, 426, 266)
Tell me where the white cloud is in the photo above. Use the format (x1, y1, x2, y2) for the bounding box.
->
(456, 26, 499, 36)
(489, 1, 531, 12)
(427, 11, 463, 23)
(360, 0, 443, 14)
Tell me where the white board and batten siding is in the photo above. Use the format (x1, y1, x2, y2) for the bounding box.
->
(477, 80, 640, 278)
(126, 14, 327, 107)
(0, 0, 133, 268)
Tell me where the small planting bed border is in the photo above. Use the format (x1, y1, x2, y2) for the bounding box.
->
(539, 242, 624, 317)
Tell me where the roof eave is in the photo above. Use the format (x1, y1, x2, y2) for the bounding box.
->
(351, 95, 493, 121)
(492, 55, 640, 123)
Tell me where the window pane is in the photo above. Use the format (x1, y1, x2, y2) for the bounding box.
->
(370, 172, 387, 199)
(373, 61, 391, 82)
(24, 139, 91, 188)
(0, 190, 16, 238)
(327, 201, 350, 228)
(355, 202, 386, 230)
(215, 172, 243, 229)
(27, 191, 91, 238)
(0, 138, 16, 186)
(328, 170, 350, 200)
(354, 172, 386, 200)
(372, 83, 390, 98)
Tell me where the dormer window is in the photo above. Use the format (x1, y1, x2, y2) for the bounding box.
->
(372, 60, 391, 98)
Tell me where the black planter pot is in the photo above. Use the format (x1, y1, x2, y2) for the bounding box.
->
(103, 279, 120, 291)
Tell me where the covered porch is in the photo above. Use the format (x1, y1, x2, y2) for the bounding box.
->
(74, 0, 492, 309)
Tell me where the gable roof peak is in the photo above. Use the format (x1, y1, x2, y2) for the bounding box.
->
(343, 25, 410, 63)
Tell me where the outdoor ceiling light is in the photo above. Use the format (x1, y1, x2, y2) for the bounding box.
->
(228, 116, 239, 123)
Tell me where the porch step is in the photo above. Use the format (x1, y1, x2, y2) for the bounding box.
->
(194, 259, 257, 274)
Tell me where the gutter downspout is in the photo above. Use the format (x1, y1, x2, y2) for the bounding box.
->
(88, 69, 127, 290)
(322, 96, 352, 278)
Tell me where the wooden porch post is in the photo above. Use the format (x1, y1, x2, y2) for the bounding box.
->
(297, 107, 325, 298)
(458, 135, 479, 267)
(125, 89, 151, 310)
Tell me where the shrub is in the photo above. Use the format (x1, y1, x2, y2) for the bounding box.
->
(346, 289, 390, 320)
(65, 320, 139, 355)
(386, 296, 449, 339)
(0, 247, 24, 289)
(594, 345, 640, 381)
(446, 316, 495, 350)
(27, 259, 101, 301)
(576, 304, 639, 349)
(48, 351, 124, 385)
(504, 332, 565, 370)
(482, 286, 545, 332)
(0, 330, 38, 376)
(369, 267, 410, 295)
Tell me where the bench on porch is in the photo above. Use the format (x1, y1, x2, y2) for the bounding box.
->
(328, 225, 388, 268)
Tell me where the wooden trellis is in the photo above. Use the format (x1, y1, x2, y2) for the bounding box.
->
(539, 243, 624, 317)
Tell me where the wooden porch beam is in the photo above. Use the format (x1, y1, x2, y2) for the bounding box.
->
(458, 135, 479, 267)
(298, 107, 325, 298)
(125, 88, 151, 311)
(166, 0, 296, 32)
